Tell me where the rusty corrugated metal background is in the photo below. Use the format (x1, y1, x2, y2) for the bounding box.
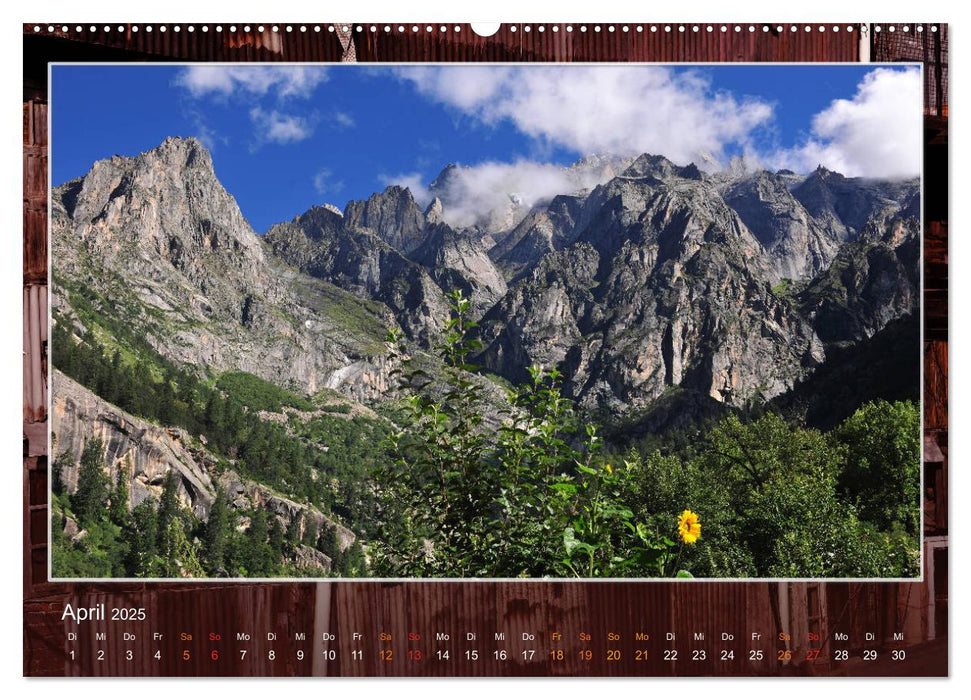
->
(26, 22, 865, 66)
(22, 22, 948, 677)
(872, 24, 948, 116)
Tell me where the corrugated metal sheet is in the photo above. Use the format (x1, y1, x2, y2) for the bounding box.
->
(23, 100, 46, 284)
(925, 341, 947, 433)
(24, 23, 862, 69)
(872, 24, 948, 116)
(22, 21, 947, 678)
(23, 285, 47, 430)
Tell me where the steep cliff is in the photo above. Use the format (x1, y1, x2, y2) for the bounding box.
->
(52, 137, 393, 400)
(52, 370, 355, 566)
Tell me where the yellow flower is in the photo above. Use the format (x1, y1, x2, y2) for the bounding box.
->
(678, 509, 701, 545)
(604, 463, 613, 474)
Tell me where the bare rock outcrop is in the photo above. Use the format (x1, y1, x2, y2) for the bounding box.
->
(52, 371, 356, 553)
(52, 370, 216, 519)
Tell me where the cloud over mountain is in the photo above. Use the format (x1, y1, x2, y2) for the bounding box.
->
(393, 66, 775, 166)
(770, 67, 922, 178)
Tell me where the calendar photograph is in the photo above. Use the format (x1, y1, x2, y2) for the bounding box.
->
(47, 62, 922, 581)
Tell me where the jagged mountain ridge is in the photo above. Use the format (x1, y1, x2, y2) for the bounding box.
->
(52, 137, 396, 402)
(53, 136, 919, 419)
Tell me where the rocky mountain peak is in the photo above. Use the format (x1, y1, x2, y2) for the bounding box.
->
(290, 204, 344, 239)
(429, 163, 458, 194)
(568, 153, 635, 182)
(424, 196, 445, 225)
(344, 185, 426, 254)
(412, 222, 507, 314)
(156, 134, 212, 165)
(54, 134, 266, 275)
(722, 168, 839, 280)
(621, 153, 704, 182)
(89, 136, 219, 187)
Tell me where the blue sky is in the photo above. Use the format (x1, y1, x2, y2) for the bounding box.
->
(51, 64, 921, 233)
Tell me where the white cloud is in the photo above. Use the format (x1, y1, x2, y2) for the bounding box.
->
(249, 107, 315, 145)
(313, 168, 345, 196)
(174, 66, 328, 100)
(381, 157, 625, 230)
(393, 66, 773, 166)
(176, 67, 328, 147)
(441, 160, 605, 229)
(394, 66, 513, 111)
(333, 111, 355, 129)
(770, 68, 922, 178)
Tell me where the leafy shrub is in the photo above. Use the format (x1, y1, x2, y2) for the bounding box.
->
(215, 371, 314, 412)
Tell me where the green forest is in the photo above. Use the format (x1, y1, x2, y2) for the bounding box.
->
(52, 445, 365, 578)
(51, 291, 920, 579)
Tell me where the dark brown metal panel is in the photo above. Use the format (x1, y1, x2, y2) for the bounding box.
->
(925, 341, 947, 432)
(872, 24, 948, 116)
(25, 23, 862, 69)
(23, 100, 47, 285)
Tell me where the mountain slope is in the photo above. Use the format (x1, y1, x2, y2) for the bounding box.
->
(478, 163, 826, 413)
(52, 137, 394, 400)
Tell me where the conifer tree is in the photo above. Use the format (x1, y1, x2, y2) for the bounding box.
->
(52, 449, 74, 497)
(202, 485, 230, 573)
(125, 499, 159, 577)
(157, 471, 180, 559)
(286, 513, 303, 551)
(109, 458, 131, 526)
(302, 519, 319, 548)
(72, 437, 109, 526)
(245, 509, 271, 576)
(268, 516, 285, 570)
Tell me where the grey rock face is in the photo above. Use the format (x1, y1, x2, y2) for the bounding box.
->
(294, 545, 332, 572)
(474, 154, 916, 415)
(424, 197, 445, 225)
(52, 137, 394, 400)
(491, 194, 588, 281)
(790, 167, 918, 243)
(264, 204, 452, 344)
(52, 370, 355, 547)
(268, 187, 508, 335)
(479, 166, 826, 414)
(797, 200, 919, 347)
(480, 243, 601, 384)
(344, 185, 427, 254)
(53, 370, 217, 519)
(721, 170, 841, 280)
(411, 223, 508, 315)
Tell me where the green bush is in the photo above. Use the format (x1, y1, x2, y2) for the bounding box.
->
(837, 400, 921, 535)
(215, 371, 314, 412)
